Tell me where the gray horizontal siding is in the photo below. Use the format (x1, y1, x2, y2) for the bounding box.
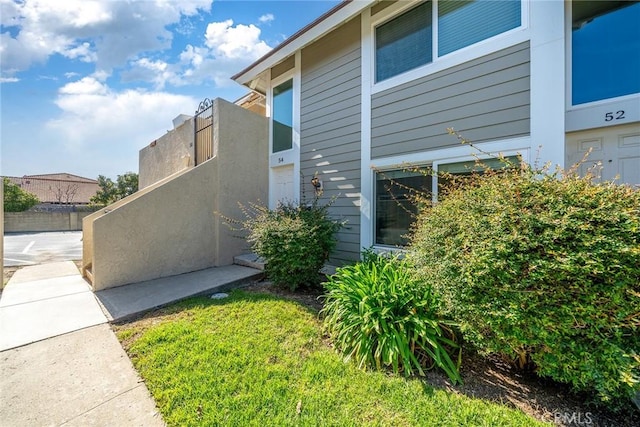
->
(302, 50, 361, 94)
(372, 41, 531, 158)
(300, 16, 362, 264)
(302, 81, 362, 117)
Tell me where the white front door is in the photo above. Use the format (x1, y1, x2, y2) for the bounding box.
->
(566, 122, 640, 186)
(271, 165, 295, 208)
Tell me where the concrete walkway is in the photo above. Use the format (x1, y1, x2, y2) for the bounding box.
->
(0, 261, 262, 426)
(0, 261, 164, 426)
(0, 262, 107, 350)
(96, 264, 263, 322)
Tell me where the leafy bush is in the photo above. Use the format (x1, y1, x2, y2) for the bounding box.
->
(409, 163, 640, 408)
(3, 178, 39, 212)
(90, 173, 139, 206)
(240, 200, 343, 290)
(321, 251, 461, 383)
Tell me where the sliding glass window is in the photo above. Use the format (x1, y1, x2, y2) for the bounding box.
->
(375, 170, 432, 246)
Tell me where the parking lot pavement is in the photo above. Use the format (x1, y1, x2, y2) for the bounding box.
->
(3, 231, 83, 267)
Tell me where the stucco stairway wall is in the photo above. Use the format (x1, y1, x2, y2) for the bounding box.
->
(213, 98, 269, 265)
(138, 117, 195, 189)
(82, 167, 193, 282)
(85, 99, 267, 291)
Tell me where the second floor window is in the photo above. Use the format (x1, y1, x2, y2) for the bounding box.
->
(572, 1, 640, 105)
(376, 2, 432, 83)
(375, 0, 522, 83)
(272, 79, 293, 153)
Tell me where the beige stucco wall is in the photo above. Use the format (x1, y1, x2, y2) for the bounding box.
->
(85, 99, 267, 290)
(82, 168, 193, 279)
(139, 117, 195, 189)
(214, 98, 269, 265)
(5, 211, 92, 233)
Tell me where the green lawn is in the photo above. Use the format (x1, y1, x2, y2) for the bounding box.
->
(116, 291, 548, 427)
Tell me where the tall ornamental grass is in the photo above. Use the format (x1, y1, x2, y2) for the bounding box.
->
(321, 252, 461, 383)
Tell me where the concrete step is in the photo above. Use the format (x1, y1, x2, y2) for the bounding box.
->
(234, 253, 338, 276)
(233, 253, 265, 270)
(84, 264, 94, 285)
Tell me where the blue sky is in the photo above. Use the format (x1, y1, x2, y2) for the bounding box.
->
(0, 0, 340, 179)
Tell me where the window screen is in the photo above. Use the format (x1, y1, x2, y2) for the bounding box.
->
(375, 2, 432, 82)
(438, 0, 521, 57)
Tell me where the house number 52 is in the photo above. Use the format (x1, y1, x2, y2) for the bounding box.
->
(605, 110, 625, 122)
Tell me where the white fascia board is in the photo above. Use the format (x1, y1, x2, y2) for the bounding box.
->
(233, 0, 375, 86)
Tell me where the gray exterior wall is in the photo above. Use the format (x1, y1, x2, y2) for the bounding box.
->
(4, 211, 92, 233)
(371, 42, 531, 158)
(300, 16, 362, 264)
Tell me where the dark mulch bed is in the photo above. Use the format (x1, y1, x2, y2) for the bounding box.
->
(243, 279, 640, 427)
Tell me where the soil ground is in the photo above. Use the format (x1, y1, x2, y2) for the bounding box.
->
(3, 266, 20, 287)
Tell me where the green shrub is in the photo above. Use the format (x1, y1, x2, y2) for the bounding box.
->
(409, 164, 640, 409)
(241, 200, 343, 290)
(3, 178, 39, 212)
(321, 251, 461, 383)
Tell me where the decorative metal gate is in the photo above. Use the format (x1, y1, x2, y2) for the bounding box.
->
(194, 98, 214, 165)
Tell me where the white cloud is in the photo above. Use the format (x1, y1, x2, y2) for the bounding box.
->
(259, 14, 275, 24)
(204, 19, 271, 60)
(180, 45, 205, 68)
(92, 70, 110, 82)
(123, 18, 273, 89)
(63, 42, 96, 63)
(0, 76, 19, 83)
(58, 76, 108, 95)
(129, 58, 183, 89)
(0, 0, 212, 75)
(1, 1, 273, 91)
(46, 78, 197, 175)
(0, 0, 22, 27)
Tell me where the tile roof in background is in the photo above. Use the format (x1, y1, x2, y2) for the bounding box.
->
(4, 173, 99, 204)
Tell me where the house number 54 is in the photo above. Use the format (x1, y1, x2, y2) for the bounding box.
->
(278, 157, 284, 163)
(605, 110, 625, 122)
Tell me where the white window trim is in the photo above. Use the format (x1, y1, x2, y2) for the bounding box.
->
(360, 6, 374, 253)
(370, 137, 531, 171)
(369, 0, 530, 95)
(367, 137, 531, 252)
(267, 52, 301, 208)
(564, 1, 640, 132)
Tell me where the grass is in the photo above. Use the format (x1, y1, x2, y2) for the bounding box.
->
(115, 291, 549, 427)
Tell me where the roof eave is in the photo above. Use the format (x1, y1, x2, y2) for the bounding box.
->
(232, 0, 374, 88)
